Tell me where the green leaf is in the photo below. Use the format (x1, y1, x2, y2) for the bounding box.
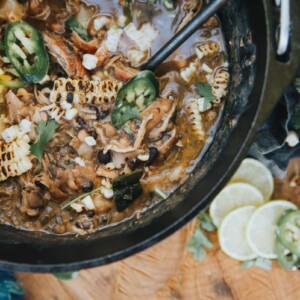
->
(240, 259, 255, 269)
(187, 227, 213, 261)
(53, 272, 79, 281)
(198, 212, 216, 232)
(254, 257, 272, 271)
(240, 257, 272, 271)
(66, 16, 91, 41)
(30, 119, 59, 164)
(195, 83, 217, 101)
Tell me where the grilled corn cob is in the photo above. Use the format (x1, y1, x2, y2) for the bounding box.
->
(51, 78, 122, 105)
(195, 41, 220, 59)
(42, 78, 122, 121)
(187, 99, 205, 142)
(212, 69, 229, 101)
(0, 120, 33, 181)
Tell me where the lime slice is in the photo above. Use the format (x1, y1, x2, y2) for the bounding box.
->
(229, 158, 274, 200)
(219, 206, 257, 261)
(246, 200, 297, 259)
(210, 183, 264, 227)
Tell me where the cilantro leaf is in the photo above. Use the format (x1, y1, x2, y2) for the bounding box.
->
(30, 119, 59, 164)
(195, 83, 217, 101)
(187, 228, 213, 261)
(240, 257, 272, 271)
(198, 212, 216, 232)
(53, 272, 79, 280)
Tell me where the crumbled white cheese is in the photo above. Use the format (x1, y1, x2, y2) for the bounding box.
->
(2, 120, 32, 143)
(286, 131, 299, 147)
(81, 195, 95, 210)
(202, 63, 213, 74)
(118, 15, 127, 28)
(85, 136, 97, 146)
(105, 27, 123, 52)
(19, 119, 32, 133)
(180, 63, 197, 83)
(127, 48, 146, 65)
(137, 153, 150, 161)
(70, 203, 83, 213)
(82, 54, 98, 70)
(197, 97, 212, 112)
(74, 157, 86, 167)
(101, 178, 112, 189)
(124, 22, 158, 51)
(94, 16, 110, 31)
(101, 188, 114, 199)
(65, 108, 78, 120)
(60, 100, 72, 110)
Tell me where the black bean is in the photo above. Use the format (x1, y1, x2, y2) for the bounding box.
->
(83, 181, 94, 193)
(97, 150, 111, 164)
(87, 210, 96, 218)
(76, 116, 87, 127)
(144, 147, 159, 166)
(66, 92, 74, 103)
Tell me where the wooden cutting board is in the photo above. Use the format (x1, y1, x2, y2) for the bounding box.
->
(16, 158, 300, 300)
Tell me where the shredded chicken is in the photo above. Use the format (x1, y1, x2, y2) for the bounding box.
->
(43, 32, 89, 78)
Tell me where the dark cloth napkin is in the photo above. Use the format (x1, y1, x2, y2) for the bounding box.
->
(249, 75, 300, 178)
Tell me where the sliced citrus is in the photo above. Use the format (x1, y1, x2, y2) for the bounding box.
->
(246, 200, 297, 259)
(210, 183, 264, 227)
(229, 158, 274, 200)
(219, 206, 257, 261)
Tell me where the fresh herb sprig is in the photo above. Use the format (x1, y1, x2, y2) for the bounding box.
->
(187, 212, 216, 261)
(195, 82, 216, 111)
(30, 119, 59, 164)
(240, 257, 272, 271)
(61, 186, 103, 210)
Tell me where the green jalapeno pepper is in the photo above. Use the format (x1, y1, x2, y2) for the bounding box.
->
(275, 237, 299, 270)
(5, 21, 49, 83)
(66, 16, 91, 42)
(111, 70, 159, 129)
(112, 170, 143, 212)
(111, 102, 140, 129)
(277, 209, 300, 256)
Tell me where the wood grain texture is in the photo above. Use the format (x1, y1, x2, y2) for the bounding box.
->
(16, 158, 300, 300)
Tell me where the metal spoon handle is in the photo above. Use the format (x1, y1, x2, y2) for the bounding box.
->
(142, 0, 227, 71)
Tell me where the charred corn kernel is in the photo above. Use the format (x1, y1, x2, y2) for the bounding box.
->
(0, 134, 32, 181)
(187, 99, 205, 142)
(212, 69, 229, 100)
(195, 41, 220, 59)
(0, 120, 33, 181)
(50, 78, 122, 105)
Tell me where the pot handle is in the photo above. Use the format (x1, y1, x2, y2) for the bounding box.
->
(257, 0, 300, 124)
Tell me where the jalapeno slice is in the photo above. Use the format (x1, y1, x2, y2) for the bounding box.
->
(111, 102, 140, 129)
(277, 209, 300, 256)
(275, 237, 299, 270)
(116, 70, 159, 109)
(112, 170, 143, 212)
(5, 21, 49, 83)
(111, 70, 159, 129)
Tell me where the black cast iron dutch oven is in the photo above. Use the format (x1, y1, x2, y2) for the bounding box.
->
(0, 0, 300, 272)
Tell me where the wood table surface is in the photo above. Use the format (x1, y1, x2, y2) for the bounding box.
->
(16, 158, 300, 300)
